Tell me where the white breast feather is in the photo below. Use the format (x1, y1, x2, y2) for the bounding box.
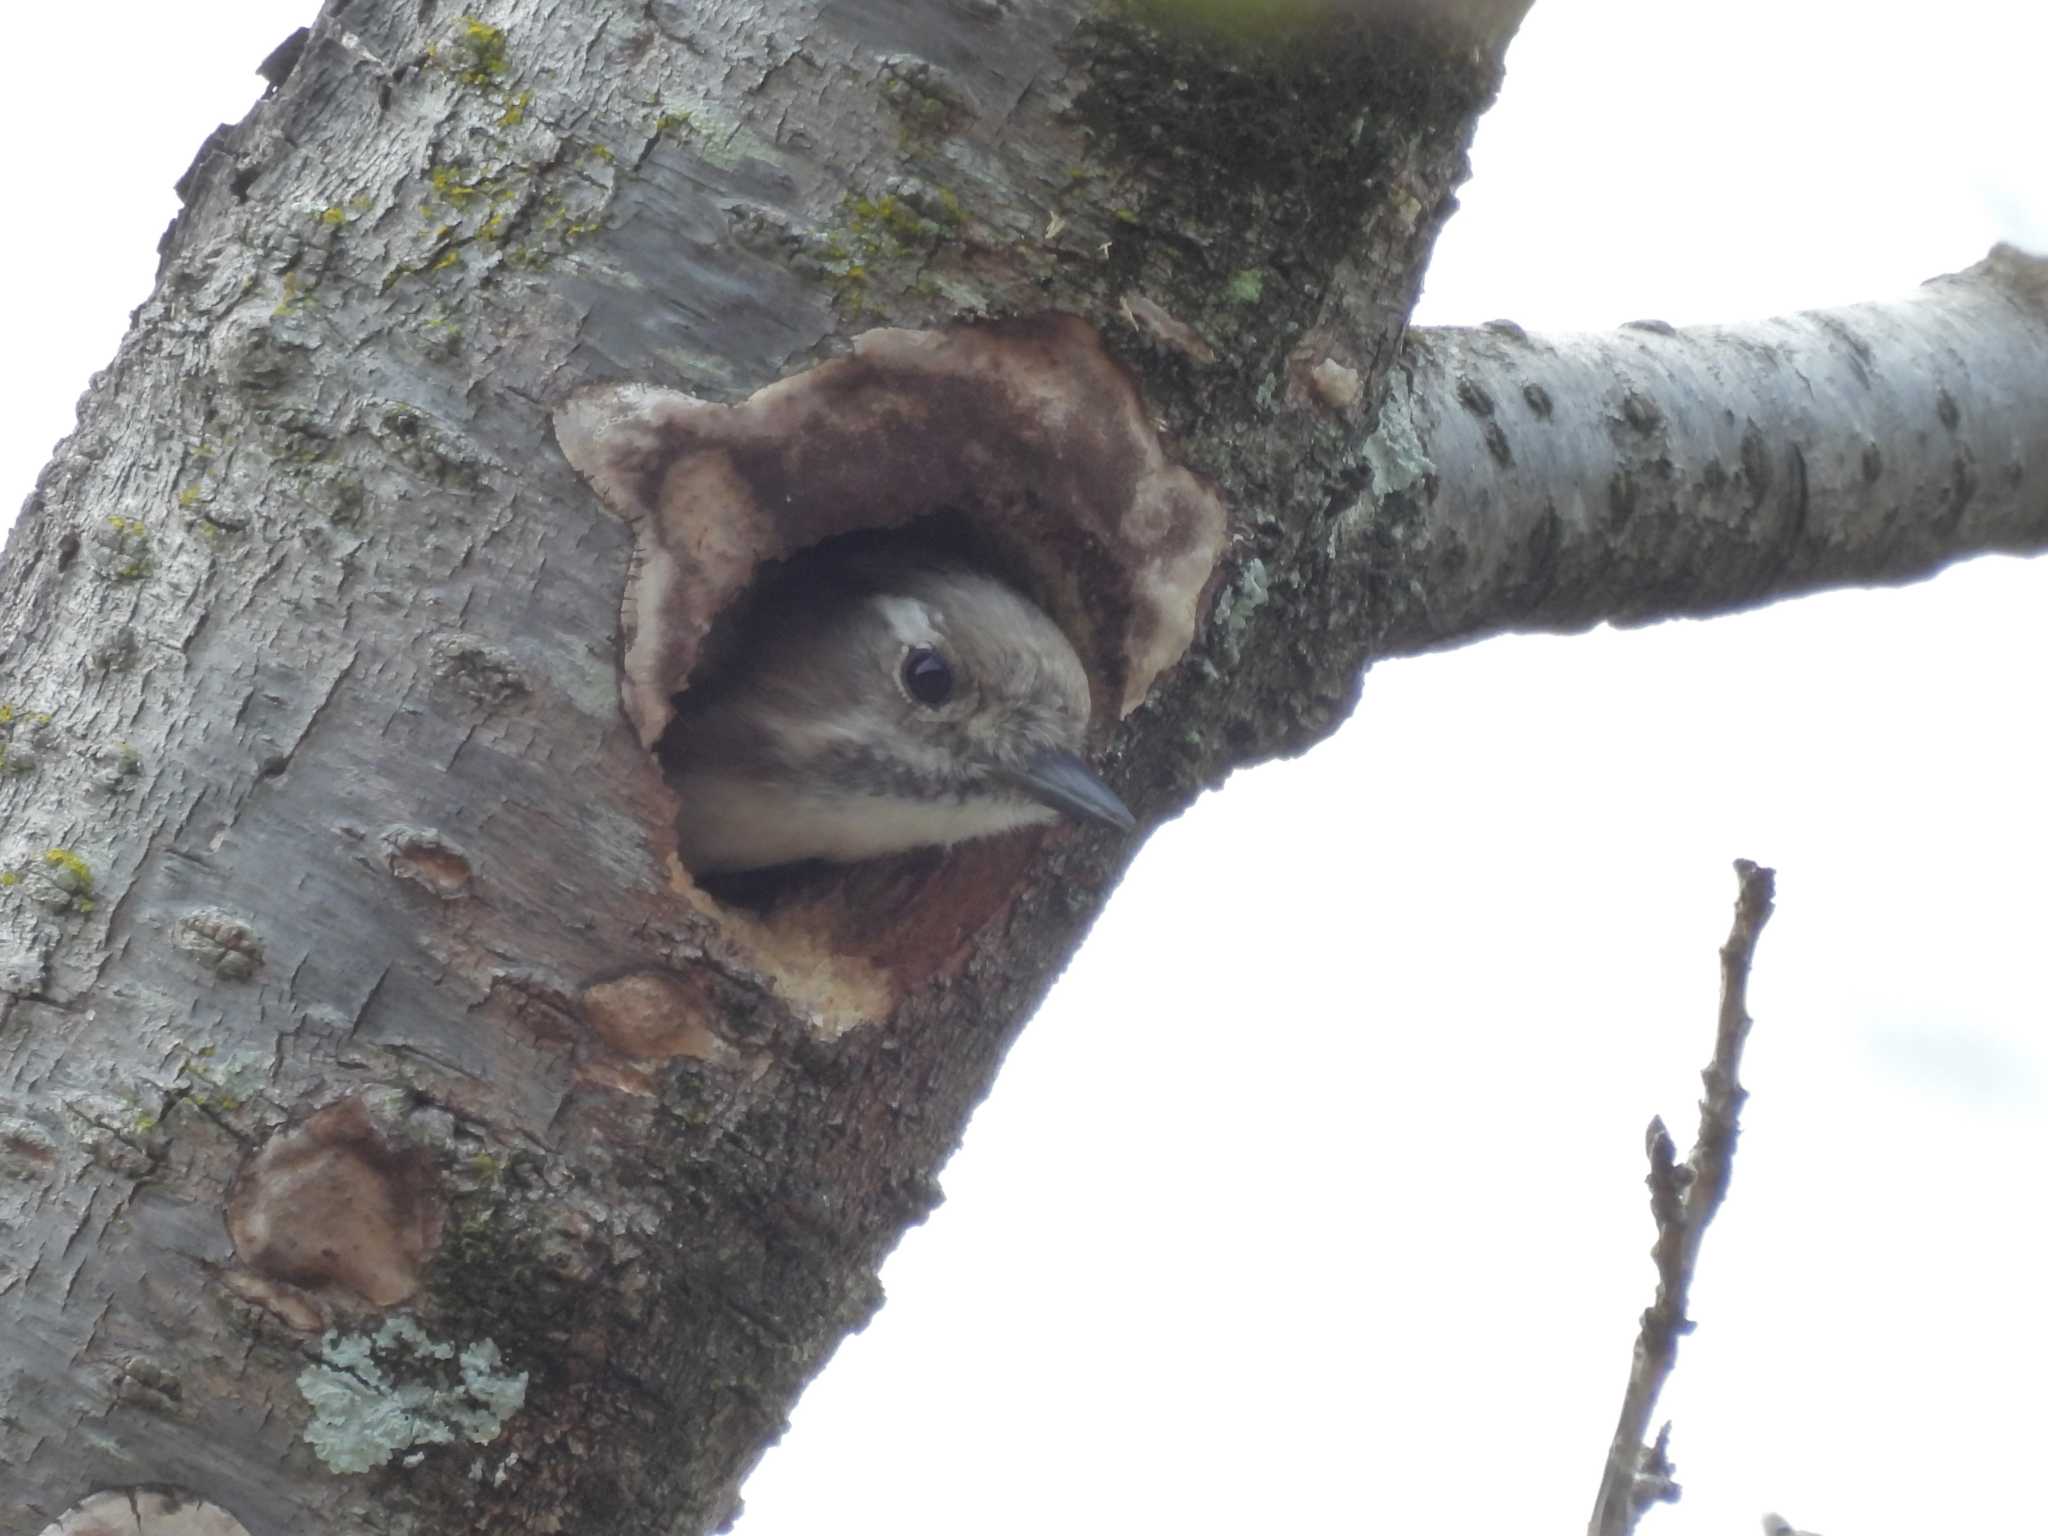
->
(674, 773, 1054, 873)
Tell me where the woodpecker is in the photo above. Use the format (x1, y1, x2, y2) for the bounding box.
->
(663, 556, 1136, 874)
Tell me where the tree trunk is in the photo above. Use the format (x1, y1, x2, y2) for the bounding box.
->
(2, 2, 2039, 1534)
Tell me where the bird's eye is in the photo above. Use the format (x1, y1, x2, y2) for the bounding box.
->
(901, 645, 955, 707)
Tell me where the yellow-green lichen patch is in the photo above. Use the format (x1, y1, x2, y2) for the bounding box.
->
(430, 166, 487, 211)
(814, 183, 971, 313)
(272, 270, 312, 318)
(96, 515, 154, 581)
(852, 189, 962, 242)
(389, 163, 513, 288)
(174, 474, 246, 539)
(421, 17, 533, 141)
(318, 193, 376, 227)
(42, 848, 92, 894)
(19, 848, 96, 912)
(453, 17, 509, 86)
(417, 308, 466, 362)
(392, 152, 601, 286)
(532, 197, 604, 246)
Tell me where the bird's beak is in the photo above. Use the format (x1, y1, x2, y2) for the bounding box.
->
(995, 749, 1137, 833)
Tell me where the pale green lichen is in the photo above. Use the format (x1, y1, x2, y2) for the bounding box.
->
(1360, 391, 1431, 499)
(1225, 267, 1265, 303)
(648, 97, 771, 171)
(299, 1317, 527, 1475)
(177, 1046, 271, 1113)
(1210, 557, 1271, 666)
(1327, 392, 1433, 556)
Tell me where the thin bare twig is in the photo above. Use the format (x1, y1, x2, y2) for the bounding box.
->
(1589, 859, 1778, 1536)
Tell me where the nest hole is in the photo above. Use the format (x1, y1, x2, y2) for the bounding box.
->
(553, 318, 1232, 1017)
(661, 511, 1081, 983)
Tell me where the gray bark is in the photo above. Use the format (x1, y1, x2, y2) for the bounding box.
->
(1370, 247, 2048, 656)
(0, 1, 2038, 1534)
(0, 3, 1525, 1530)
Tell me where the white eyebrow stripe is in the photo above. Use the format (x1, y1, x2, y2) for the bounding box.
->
(873, 595, 940, 648)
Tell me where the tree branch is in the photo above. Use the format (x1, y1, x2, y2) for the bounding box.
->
(1589, 859, 1778, 1536)
(1359, 247, 2048, 659)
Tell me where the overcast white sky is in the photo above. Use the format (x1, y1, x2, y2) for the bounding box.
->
(4, 4, 2044, 1535)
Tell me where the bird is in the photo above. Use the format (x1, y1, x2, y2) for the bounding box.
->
(662, 552, 1136, 875)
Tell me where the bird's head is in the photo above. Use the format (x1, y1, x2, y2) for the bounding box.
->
(666, 559, 1135, 873)
(852, 564, 1130, 820)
